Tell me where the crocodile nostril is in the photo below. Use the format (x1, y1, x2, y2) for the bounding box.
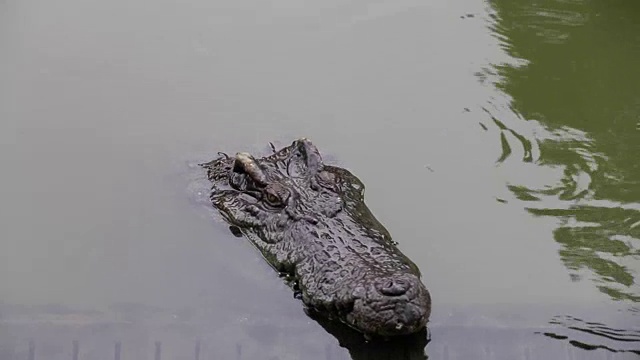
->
(378, 279, 409, 296)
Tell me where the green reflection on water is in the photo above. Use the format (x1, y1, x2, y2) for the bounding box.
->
(488, 0, 640, 302)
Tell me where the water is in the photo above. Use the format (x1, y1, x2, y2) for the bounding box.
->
(1, 0, 638, 359)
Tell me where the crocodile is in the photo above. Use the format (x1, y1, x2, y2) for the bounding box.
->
(200, 138, 431, 337)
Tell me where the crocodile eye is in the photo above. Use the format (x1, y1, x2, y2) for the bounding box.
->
(264, 192, 283, 207)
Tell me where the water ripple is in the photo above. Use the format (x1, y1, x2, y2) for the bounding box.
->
(540, 314, 640, 355)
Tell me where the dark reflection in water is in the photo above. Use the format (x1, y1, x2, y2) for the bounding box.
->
(485, 0, 640, 354)
(311, 311, 429, 360)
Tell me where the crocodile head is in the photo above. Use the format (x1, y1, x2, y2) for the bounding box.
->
(202, 138, 431, 337)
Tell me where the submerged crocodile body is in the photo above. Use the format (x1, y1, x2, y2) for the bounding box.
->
(201, 138, 431, 337)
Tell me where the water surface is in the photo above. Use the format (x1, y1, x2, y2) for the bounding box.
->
(1, 0, 638, 359)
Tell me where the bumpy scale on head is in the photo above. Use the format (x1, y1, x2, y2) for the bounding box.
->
(201, 138, 431, 337)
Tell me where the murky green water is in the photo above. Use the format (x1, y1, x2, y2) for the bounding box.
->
(488, 0, 640, 305)
(1, 0, 638, 359)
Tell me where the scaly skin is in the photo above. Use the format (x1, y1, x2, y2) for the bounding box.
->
(201, 138, 431, 337)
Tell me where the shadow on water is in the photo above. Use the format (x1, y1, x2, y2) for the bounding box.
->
(482, 0, 640, 354)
